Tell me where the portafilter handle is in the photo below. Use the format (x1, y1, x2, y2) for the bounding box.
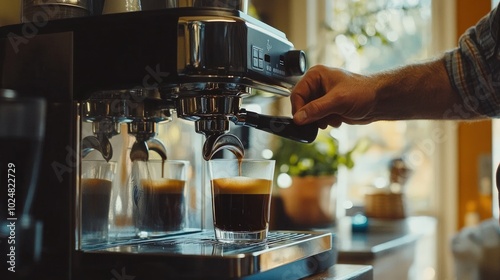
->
(232, 109, 318, 143)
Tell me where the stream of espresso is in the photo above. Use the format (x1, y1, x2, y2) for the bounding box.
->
(238, 156, 243, 176)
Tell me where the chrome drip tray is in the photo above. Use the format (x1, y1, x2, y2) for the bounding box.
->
(78, 231, 336, 279)
(106, 231, 330, 257)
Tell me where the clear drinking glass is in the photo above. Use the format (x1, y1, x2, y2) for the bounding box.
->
(0, 89, 45, 273)
(81, 160, 116, 246)
(209, 159, 275, 243)
(133, 160, 189, 238)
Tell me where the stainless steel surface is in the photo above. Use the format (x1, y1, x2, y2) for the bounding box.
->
(128, 121, 159, 141)
(129, 137, 168, 161)
(0, 8, 317, 279)
(128, 121, 168, 161)
(23, 0, 91, 9)
(83, 89, 171, 161)
(195, 118, 230, 133)
(165, 0, 248, 13)
(102, 0, 141, 14)
(176, 94, 243, 158)
(177, 95, 247, 159)
(22, 0, 91, 21)
(174, 13, 294, 96)
(4, 9, 300, 96)
(91, 120, 121, 137)
(82, 135, 113, 161)
(177, 95, 242, 121)
(202, 133, 245, 160)
(89, 230, 333, 278)
(8, 10, 304, 153)
(82, 7, 289, 160)
(83, 89, 171, 123)
(145, 138, 168, 160)
(130, 140, 149, 162)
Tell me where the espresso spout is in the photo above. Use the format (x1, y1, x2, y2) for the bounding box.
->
(129, 138, 168, 162)
(202, 133, 245, 160)
(82, 135, 113, 162)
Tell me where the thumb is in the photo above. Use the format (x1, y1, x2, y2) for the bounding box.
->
(292, 96, 334, 125)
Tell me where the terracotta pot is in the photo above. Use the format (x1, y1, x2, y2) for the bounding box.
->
(279, 175, 337, 227)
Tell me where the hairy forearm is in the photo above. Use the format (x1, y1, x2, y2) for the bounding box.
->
(370, 57, 479, 121)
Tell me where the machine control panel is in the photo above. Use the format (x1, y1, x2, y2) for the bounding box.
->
(252, 46, 265, 70)
(248, 30, 307, 82)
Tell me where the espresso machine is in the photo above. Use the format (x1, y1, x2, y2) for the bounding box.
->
(0, 1, 335, 279)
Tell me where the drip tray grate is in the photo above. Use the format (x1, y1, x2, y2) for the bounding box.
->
(100, 231, 330, 256)
(142, 231, 315, 254)
(83, 230, 335, 279)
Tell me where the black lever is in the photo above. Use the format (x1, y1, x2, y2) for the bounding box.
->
(233, 109, 318, 143)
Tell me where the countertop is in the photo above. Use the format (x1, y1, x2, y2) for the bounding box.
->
(303, 264, 373, 280)
(335, 216, 436, 260)
(271, 197, 436, 280)
(301, 216, 436, 280)
(338, 230, 419, 260)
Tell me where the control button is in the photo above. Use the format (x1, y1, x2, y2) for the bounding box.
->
(252, 46, 264, 70)
(285, 50, 307, 76)
(253, 58, 259, 68)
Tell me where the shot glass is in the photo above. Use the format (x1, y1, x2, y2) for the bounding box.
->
(81, 160, 116, 246)
(209, 159, 275, 243)
(133, 160, 189, 238)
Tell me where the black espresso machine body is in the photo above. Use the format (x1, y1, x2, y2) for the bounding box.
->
(0, 8, 333, 279)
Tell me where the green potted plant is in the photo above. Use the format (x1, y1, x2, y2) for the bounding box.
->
(273, 129, 367, 227)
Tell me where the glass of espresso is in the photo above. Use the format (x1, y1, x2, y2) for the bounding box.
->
(81, 160, 116, 246)
(133, 160, 189, 238)
(209, 159, 275, 243)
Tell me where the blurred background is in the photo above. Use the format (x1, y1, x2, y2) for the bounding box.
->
(249, 1, 499, 279)
(2, 1, 499, 279)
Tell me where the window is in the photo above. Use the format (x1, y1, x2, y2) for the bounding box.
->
(312, 0, 436, 217)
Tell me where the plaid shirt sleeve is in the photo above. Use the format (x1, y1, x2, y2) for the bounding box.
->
(444, 4, 500, 117)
